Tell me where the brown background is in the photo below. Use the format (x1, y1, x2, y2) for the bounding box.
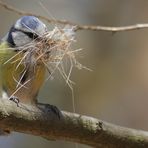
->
(1, 0, 148, 148)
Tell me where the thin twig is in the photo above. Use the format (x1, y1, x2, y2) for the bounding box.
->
(0, 1, 76, 26)
(76, 24, 148, 32)
(1, 1, 148, 32)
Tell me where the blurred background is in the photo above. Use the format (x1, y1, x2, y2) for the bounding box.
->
(1, 0, 148, 147)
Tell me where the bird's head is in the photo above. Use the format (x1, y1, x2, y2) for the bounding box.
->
(5, 16, 47, 47)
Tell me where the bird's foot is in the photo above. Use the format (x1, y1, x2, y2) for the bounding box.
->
(37, 103, 62, 119)
(9, 96, 19, 107)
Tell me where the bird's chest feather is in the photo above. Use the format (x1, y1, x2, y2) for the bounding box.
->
(2, 52, 46, 103)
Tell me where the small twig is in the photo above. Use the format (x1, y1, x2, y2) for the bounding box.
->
(76, 24, 148, 32)
(0, 1, 76, 26)
(1, 0, 148, 32)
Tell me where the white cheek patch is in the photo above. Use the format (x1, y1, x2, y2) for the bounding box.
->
(12, 31, 32, 46)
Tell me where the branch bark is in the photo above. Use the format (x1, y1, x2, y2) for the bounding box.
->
(1, 1, 148, 33)
(1, 1, 148, 147)
(0, 98, 148, 148)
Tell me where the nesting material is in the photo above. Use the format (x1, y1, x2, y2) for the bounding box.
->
(8, 26, 84, 89)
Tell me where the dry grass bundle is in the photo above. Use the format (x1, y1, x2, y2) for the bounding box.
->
(5, 26, 84, 90)
(29, 25, 79, 88)
(1, 25, 91, 109)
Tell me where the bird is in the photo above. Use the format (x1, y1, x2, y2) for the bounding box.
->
(0, 16, 48, 105)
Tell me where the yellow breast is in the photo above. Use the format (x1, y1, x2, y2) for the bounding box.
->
(0, 42, 46, 104)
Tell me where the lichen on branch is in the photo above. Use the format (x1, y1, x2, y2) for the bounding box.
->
(0, 97, 148, 148)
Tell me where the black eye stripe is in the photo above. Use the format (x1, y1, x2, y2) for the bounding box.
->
(7, 26, 39, 47)
(22, 31, 38, 39)
(7, 26, 16, 47)
(11, 26, 39, 39)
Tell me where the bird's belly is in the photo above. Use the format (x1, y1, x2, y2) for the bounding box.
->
(2, 62, 46, 104)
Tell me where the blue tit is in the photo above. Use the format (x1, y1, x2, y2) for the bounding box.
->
(0, 16, 48, 105)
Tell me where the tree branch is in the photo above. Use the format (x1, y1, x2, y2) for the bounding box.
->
(1, 1, 148, 147)
(0, 97, 148, 148)
(1, 1, 148, 33)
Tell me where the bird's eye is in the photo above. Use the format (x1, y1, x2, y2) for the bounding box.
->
(22, 32, 38, 40)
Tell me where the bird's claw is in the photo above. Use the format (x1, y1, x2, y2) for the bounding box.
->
(37, 103, 62, 119)
(9, 96, 19, 107)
